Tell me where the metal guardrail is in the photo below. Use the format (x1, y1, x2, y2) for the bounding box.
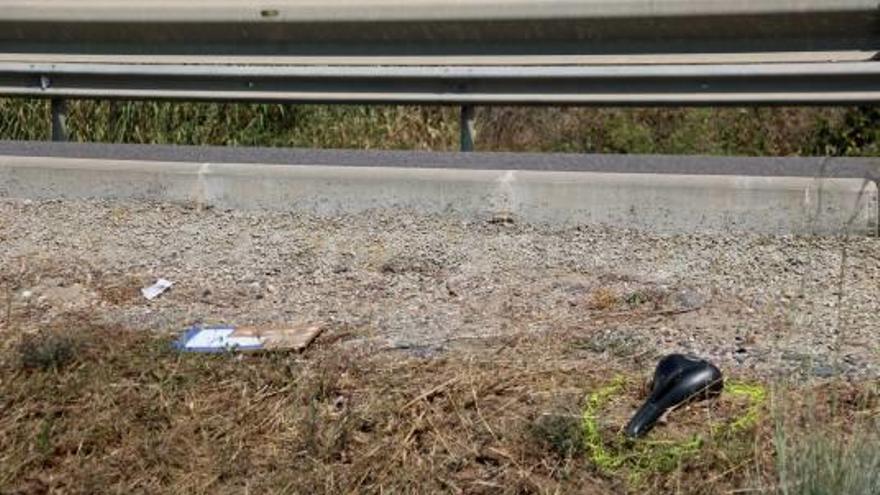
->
(4, 60, 880, 105)
(3, 0, 879, 56)
(5, 55, 880, 149)
(1, 1, 880, 149)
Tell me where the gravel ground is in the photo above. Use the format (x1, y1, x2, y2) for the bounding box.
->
(1, 198, 878, 379)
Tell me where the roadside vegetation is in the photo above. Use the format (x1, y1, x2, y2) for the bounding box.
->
(1, 99, 878, 493)
(0, 312, 877, 494)
(2, 98, 880, 156)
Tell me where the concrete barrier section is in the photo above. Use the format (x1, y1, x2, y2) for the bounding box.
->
(0, 153, 877, 235)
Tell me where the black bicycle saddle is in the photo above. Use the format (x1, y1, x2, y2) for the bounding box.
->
(624, 354, 724, 438)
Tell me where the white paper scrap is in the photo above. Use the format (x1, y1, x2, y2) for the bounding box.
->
(175, 326, 265, 352)
(141, 278, 174, 300)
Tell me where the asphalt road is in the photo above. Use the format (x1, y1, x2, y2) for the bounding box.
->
(1, 140, 879, 179)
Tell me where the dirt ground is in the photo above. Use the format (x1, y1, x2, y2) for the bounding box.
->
(1, 198, 878, 379)
(1, 198, 879, 494)
(1, 305, 877, 494)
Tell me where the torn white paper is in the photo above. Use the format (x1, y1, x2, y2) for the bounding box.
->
(141, 278, 174, 300)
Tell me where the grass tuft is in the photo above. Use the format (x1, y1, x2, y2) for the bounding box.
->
(529, 413, 585, 459)
(590, 287, 620, 311)
(776, 425, 880, 495)
(17, 330, 79, 371)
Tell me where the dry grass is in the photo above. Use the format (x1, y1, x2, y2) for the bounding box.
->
(589, 287, 619, 311)
(1, 312, 876, 494)
(772, 382, 880, 495)
(3, 98, 880, 156)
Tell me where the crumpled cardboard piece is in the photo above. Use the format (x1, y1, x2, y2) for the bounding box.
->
(174, 323, 323, 353)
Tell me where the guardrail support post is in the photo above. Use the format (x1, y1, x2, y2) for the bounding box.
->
(460, 105, 476, 152)
(50, 98, 68, 142)
(875, 180, 880, 237)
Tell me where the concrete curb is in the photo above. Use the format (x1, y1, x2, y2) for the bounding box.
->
(0, 154, 877, 235)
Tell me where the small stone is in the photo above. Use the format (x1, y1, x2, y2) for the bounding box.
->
(674, 288, 705, 310)
(812, 365, 836, 378)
